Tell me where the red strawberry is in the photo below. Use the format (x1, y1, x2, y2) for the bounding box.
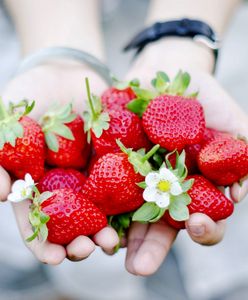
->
(39, 168, 86, 193)
(83, 153, 144, 215)
(28, 188, 107, 245)
(92, 109, 150, 157)
(101, 87, 136, 111)
(83, 142, 159, 215)
(168, 128, 231, 174)
(142, 95, 205, 151)
(42, 104, 89, 169)
(164, 175, 234, 229)
(198, 136, 248, 186)
(0, 100, 45, 181)
(83, 78, 150, 157)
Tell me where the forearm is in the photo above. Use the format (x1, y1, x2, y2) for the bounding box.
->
(4, 0, 104, 60)
(131, 0, 241, 74)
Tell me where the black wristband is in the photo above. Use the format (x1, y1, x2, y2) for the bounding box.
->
(124, 18, 220, 71)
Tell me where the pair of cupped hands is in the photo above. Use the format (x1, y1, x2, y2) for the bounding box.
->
(0, 60, 248, 276)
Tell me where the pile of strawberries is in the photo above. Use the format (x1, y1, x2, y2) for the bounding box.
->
(1, 70, 248, 247)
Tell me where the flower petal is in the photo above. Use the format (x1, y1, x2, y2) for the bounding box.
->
(145, 172, 160, 187)
(7, 192, 23, 203)
(159, 167, 177, 182)
(24, 173, 35, 186)
(171, 182, 183, 196)
(11, 180, 25, 193)
(143, 187, 157, 202)
(155, 192, 170, 208)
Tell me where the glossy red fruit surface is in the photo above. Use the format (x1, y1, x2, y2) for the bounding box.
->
(83, 153, 144, 215)
(92, 109, 150, 157)
(142, 95, 205, 151)
(39, 168, 86, 193)
(0, 116, 45, 181)
(41, 189, 107, 245)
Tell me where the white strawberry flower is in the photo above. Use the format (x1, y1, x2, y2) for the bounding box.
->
(7, 174, 35, 203)
(143, 166, 183, 208)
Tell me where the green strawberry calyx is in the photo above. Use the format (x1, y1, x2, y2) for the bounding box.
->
(0, 98, 35, 150)
(112, 76, 140, 90)
(41, 103, 77, 152)
(127, 70, 198, 117)
(83, 77, 110, 143)
(132, 150, 194, 223)
(116, 139, 160, 176)
(26, 186, 53, 243)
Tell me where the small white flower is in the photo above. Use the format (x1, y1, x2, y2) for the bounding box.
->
(7, 174, 35, 203)
(143, 166, 183, 208)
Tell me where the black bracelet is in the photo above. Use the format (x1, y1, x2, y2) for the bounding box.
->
(124, 18, 220, 71)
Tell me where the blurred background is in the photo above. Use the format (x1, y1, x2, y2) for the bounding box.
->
(0, 0, 248, 299)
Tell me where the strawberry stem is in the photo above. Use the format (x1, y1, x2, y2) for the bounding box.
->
(141, 144, 160, 163)
(0, 98, 9, 120)
(85, 77, 97, 120)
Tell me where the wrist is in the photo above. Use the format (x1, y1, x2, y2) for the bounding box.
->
(130, 37, 215, 76)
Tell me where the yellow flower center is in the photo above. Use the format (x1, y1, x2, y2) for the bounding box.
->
(157, 180, 171, 192)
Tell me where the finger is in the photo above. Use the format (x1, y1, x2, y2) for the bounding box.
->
(230, 177, 248, 203)
(126, 221, 177, 276)
(92, 226, 119, 255)
(12, 200, 66, 265)
(186, 213, 226, 246)
(0, 167, 11, 201)
(125, 222, 149, 274)
(66, 236, 95, 261)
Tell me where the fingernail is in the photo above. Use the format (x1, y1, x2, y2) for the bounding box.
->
(189, 224, 205, 237)
(238, 183, 248, 202)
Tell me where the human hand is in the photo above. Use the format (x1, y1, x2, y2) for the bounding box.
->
(124, 44, 248, 275)
(0, 62, 119, 264)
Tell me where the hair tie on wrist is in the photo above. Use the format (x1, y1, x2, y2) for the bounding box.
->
(15, 47, 113, 85)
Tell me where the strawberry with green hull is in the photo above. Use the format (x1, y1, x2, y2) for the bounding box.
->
(39, 168, 86, 193)
(83, 78, 150, 157)
(41, 104, 89, 169)
(127, 71, 206, 151)
(168, 128, 231, 174)
(198, 136, 248, 186)
(27, 187, 107, 245)
(133, 151, 234, 229)
(82, 140, 160, 215)
(101, 78, 139, 111)
(0, 99, 45, 181)
(163, 175, 234, 229)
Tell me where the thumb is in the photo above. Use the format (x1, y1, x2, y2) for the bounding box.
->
(0, 167, 11, 201)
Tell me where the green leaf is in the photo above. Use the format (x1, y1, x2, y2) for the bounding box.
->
(152, 153, 163, 168)
(39, 191, 53, 203)
(175, 150, 186, 178)
(132, 87, 156, 100)
(23, 100, 35, 116)
(132, 202, 161, 222)
(40, 212, 50, 224)
(60, 113, 77, 124)
(126, 98, 149, 117)
(172, 193, 192, 206)
(3, 127, 16, 147)
(168, 70, 191, 95)
(28, 210, 40, 227)
(45, 131, 59, 152)
(181, 178, 194, 192)
(149, 207, 166, 223)
(40, 224, 49, 241)
(169, 199, 189, 221)
(50, 123, 75, 140)
(136, 181, 147, 189)
(153, 71, 170, 94)
(26, 229, 39, 242)
(11, 121, 24, 138)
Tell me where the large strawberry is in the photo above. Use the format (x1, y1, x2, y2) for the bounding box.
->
(127, 71, 206, 151)
(133, 153, 234, 229)
(41, 104, 89, 169)
(83, 78, 150, 157)
(83, 141, 159, 215)
(163, 175, 234, 229)
(0, 99, 45, 180)
(27, 188, 107, 245)
(198, 136, 248, 186)
(39, 168, 86, 193)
